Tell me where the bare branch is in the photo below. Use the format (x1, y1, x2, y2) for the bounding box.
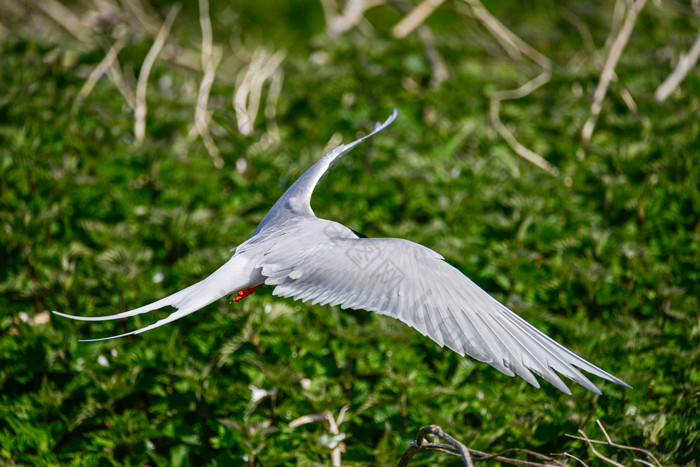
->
(392, 0, 449, 88)
(460, 0, 555, 175)
(37, 0, 91, 42)
(122, 0, 162, 37)
(562, 8, 596, 57)
(76, 36, 129, 107)
(562, 7, 638, 117)
(320, 0, 384, 36)
(264, 67, 284, 142)
(633, 459, 658, 467)
(462, 0, 550, 69)
(400, 425, 574, 467)
(189, 0, 224, 168)
(474, 447, 568, 465)
(398, 425, 474, 467)
(565, 420, 663, 467)
(107, 54, 136, 110)
(558, 451, 591, 466)
(655, 26, 700, 101)
(582, 0, 647, 143)
(289, 406, 349, 467)
(490, 72, 559, 176)
(134, 5, 180, 143)
(233, 48, 286, 136)
(392, 0, 445, 38)
(288, 413, 328, 428)
(577, 428, 626, 466)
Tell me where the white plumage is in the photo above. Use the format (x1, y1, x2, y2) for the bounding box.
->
(53, 109, 630, 394)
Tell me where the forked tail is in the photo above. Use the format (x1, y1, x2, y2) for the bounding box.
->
(52, 254, 263, 341)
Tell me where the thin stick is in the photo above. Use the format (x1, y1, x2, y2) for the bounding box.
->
(559, 452, 591, 466)
(264, 67, 284, 142)
(473, 447, 566, 465)
(398, 425, 474, 467)
(462, 0, 550, 69)
(134, 5, 180, 143)
(490, 72, 559, 176)
(318, 0, 340, 30)
(392, 0, 445, 38)
(461, 0, 555, 175)
(562, 8, 596, 57)
(392, 0, 449, 88)
(37, 0, 90, 42)
(655, 26, 700, 101)
(76, 37, 129, 107)
(577, 428, 625, 466)
(190, 0, 224, 167)
(289, 406, 349, 467)
(107, 54, 136, 110)
(416, 23, 449, 87)
(407, 442, 562, 465)
(321, 0, 384, 36)
(565, 420, 662, 467)
(233, 48, 285, 136)
(604, 0, 628, 53)
(562, 8, 638, 116)
(581, 0, 647, 143)
(193, 46, 223, 167)
(122, 0, 161, 37)
(633, 460, 658, 467)
(327, 406, 349, 467)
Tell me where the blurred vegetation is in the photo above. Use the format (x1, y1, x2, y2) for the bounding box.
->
(1, 0, 699, 465)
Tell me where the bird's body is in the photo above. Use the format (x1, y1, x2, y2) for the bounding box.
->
(54, 109, 630, 395)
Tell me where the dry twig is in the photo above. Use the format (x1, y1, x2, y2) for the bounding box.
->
(121, 0, 161, 37)
(563, 7, 638, 116)
(392, 0, 445, 38)
(264, 66, 284, 143)
(462, 0, 549, 69)
(490, 73, 559, 176)
(581, 0, 647, 143)
(106, 53, 137, 110)
(461, 0, 556, 175)
(400, 421, 663, 467)
(398, 424, 570, 467)
(233, 48, 286, 136)
(37, 0, 91, 42)
(134, 4, 180, 143)
(392, 0, 449, 88)
(399, 425, 475, 467)
(76, 36, 129, 108)
(189, 0, 224, 168)
(655, 26, 700, 101)
(320, 0, 384, 36)
(565, 419, 663, 467)
(289, 406, 349, 467)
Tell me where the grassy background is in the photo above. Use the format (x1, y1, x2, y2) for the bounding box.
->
(1, 0, 699, 465)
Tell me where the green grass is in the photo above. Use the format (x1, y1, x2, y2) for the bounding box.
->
(1, 1, 699, 465)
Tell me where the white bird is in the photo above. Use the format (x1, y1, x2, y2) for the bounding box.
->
(53, 109, 630, 395)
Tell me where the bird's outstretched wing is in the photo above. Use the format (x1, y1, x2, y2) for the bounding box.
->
(253, 109, 398, 235)
(258, 225, 630, 394)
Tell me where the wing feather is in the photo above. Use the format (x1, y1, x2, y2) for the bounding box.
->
(258, 230, 630, 394)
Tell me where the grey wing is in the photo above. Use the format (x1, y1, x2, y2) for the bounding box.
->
(259, 235, 630, 395)
(252, 109, 398, 235)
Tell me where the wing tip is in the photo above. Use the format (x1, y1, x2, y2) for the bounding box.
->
(571, 361, 632, 391)
(367, 108, 398, 137)
(607, 376, 633, 390)
(52, 310, 90, 321)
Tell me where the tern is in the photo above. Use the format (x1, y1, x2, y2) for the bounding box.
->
(53, 109, 630, 395)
